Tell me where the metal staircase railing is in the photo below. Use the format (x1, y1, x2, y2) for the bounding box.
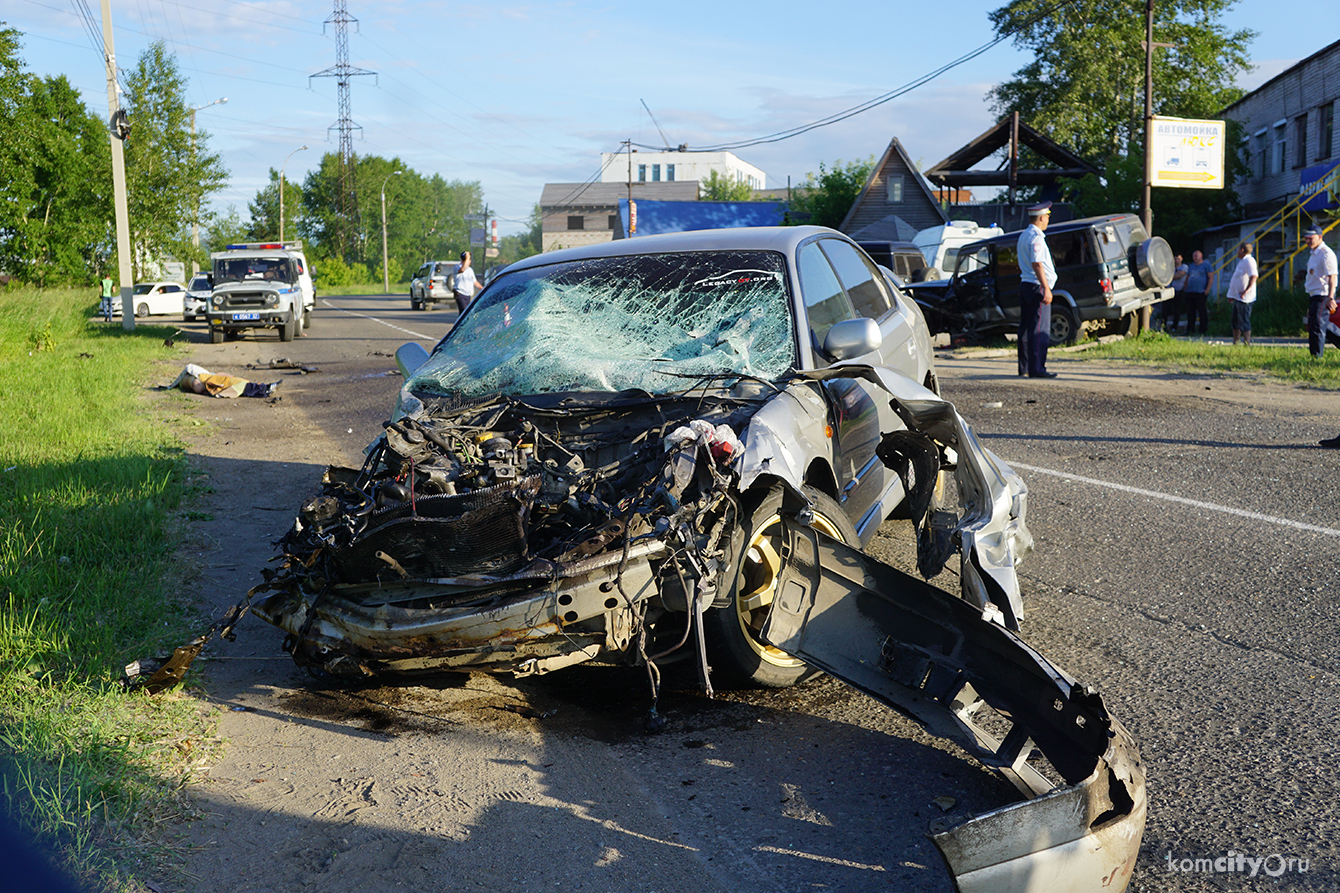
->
(1210, 165, 1340, 290)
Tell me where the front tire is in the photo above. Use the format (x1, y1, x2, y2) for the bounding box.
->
(706, 485, 857, 688)
(302, 306, 311, 329)
(279, 310, 296, 342)
(209, 328, 224, 344)
(135, 302, 149, 318)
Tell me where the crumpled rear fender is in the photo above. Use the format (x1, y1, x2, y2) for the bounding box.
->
(761, 519, 1145, 893)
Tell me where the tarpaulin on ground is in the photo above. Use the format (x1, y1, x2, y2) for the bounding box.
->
(618, 199, 788, 237)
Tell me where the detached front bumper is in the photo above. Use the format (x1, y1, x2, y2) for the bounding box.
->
(762, 520, 1145, 893)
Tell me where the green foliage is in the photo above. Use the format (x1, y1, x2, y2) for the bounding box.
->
(987, 0, 1254, 243)
(988, 0, 1254, 161)
(0, 286, 215, 886)
(201, 205, 249, 254)
(0, 30, 112, 286)
(700, 170, 758, 201)
(311, 253, 372, 287)
(292, 153, 484, 271)
(122, 41, 229, 279)
(786, 157, 874, 230)
(1060, 124, 1248, 247)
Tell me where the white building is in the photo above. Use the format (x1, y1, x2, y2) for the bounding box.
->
(599, 150, 766, 192)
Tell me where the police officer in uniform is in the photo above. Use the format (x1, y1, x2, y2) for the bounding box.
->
(1017, 201, 1058, 378)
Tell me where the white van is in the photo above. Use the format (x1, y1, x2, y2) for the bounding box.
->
(912, 221, 1005, 280)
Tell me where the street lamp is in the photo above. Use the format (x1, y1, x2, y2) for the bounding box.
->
(381, 170, 402, 294)
(190, 97, 227, 274)
(280, 145, 308, 242)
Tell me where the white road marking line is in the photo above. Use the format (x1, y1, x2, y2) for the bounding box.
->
(318, 298, 438, 341)
(754, 845, 887, 871)
(1008, 461, 1340, 538)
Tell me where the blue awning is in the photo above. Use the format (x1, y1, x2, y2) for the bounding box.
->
(619, 199, 789, 237)
(1300, 160, 1340, 212)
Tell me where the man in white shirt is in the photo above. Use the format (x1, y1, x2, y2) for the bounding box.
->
(452, 251, 480, 315)
(1304, 225, 1338, 358)
(1016, 201, 1057, 378)
(1226, 242, 1258, 346)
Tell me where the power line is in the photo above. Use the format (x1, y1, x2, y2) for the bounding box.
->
(633, 0, 1083, 154)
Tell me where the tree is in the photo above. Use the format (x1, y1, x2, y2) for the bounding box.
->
(987, 0, 1254, 242)
(0, 28, 112, 285)
(987, 0, 1253, 160)
(786, 157, 874, 230)
(122, 41, 228, 279)
(291, 153, 484, 281)
(201, 205, 249, 254)
(700, 170, 757, 201)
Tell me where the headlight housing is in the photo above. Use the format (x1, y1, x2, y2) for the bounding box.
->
(265, 294, 278, 307)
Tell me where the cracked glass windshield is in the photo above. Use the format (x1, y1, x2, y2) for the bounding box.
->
(407, 250, 797, 398)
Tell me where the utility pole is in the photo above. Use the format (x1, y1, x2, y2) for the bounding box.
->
(1141, 0, 1155, 236)
(380, 170, 401, 294)
(99, 0, 134, 331)
(190, 97, 227, 275)
(1140, 0, 1176, 334)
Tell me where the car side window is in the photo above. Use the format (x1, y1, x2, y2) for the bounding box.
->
(1048, 232, 1086, 268)
(956, 246, 990, 277)
(797, 242, 857, 345)
(819, 239, 892, 320)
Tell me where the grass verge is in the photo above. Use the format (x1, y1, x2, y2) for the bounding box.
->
(1086, 330, 1340, 388)
(0, 287, 215, 890)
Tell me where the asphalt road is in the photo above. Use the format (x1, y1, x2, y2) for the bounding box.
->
(169, 294, 1340, 892)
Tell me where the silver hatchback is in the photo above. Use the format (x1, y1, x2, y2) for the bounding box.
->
(409, 260, 459, 310)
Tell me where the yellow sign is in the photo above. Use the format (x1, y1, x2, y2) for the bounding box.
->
(1149, 116, 1225, 189)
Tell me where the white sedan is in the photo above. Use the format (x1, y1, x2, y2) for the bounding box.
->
(129, 281, 187, 318)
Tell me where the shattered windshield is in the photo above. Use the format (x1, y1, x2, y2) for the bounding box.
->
(213, 256, 297, 287)
(407, 250, 797, 398)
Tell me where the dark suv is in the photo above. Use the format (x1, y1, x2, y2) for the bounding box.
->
(903, 213, 1174, 344)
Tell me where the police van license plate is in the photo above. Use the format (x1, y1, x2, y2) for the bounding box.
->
(231, 312, 259, 321)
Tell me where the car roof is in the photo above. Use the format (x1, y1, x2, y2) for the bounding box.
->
(502, 226, 846, 275)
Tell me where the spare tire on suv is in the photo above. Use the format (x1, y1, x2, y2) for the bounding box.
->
(1130, 236, 1175, 290)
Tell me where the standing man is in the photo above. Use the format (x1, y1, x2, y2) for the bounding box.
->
(100, 273, 115, 322)
(1226, 242, 1258, 346)
(1161, 254, 1187, 332)
(1182, 250, 1214, 335)
(452, 250, 480, 316)
(1017, 201, 1057, 379)
(1304, 225, 1338, 358)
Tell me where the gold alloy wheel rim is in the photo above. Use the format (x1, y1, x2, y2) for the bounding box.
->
(735, 509, 844, 667)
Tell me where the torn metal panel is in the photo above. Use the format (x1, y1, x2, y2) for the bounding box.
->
(797, 364, 1033, 628)
(761, 520, 1144, 893)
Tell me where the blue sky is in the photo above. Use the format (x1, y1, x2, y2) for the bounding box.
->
(4, 0, 1319, 235)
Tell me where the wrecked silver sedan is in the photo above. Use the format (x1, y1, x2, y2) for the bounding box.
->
(251, 226, 1031, 687)
(245, 226, 1146, 892)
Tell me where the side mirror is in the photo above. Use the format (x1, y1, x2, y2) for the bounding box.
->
(396, 342, 430, 378)
(823, 317, 882, 360)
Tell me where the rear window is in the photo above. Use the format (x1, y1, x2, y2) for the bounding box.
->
(1113, 217, 1149, 250)
(1095, 224, 1125, 261)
